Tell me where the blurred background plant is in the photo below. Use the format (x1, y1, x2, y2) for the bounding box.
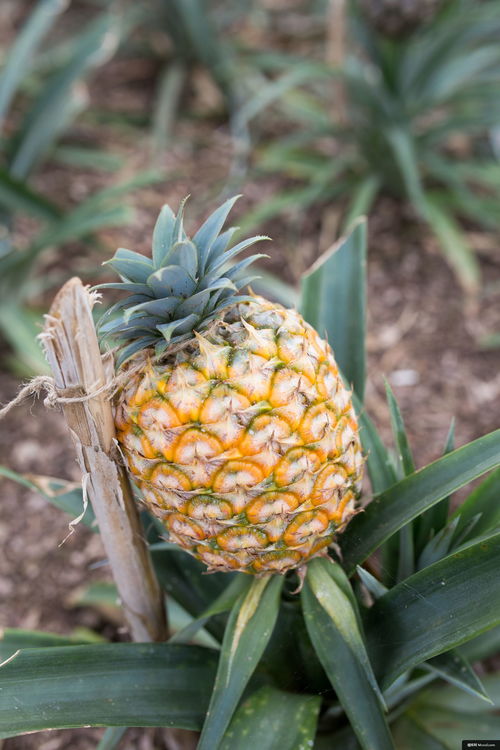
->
(3, 0, 500, 379)
(247, 0, 500, 293)
(0, 0, 164, 374)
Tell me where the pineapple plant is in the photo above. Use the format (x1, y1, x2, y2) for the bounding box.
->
(1, 203, 500, 750)
(254, 0, 500, 293)
(99, 197, 364, 575)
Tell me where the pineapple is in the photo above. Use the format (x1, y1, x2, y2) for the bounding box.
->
(358, 0, 443, 37)
(99, 197, 363, 575)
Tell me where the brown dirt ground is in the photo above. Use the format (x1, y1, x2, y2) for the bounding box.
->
(1, 2, 500, 748)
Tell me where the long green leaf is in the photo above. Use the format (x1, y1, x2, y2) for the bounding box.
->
(416, 518, 459, 571)
(238, 179, 339, 235)
(423, 651, 490, 703)
(53, 145, 125, 172)
(197, 575, 284, 750)
(300, 218, 367, 401)
(450, 466, 500, 546)
(424, 195, 480, 294)
(383, 381, 416, 581)
(165, 0, 233, 97)
(302, 559, 394, 750)
(384, 380, 415, 478)
(354, 394, 396, 494)
(366, 532, 500, 687)
(0, 643, 217, 737)
(220, 685, 320, 750)
(0, 0, 66, 126)
(340, 429, 500, 573)
(235, 64, 331, 128)
(414, 419, 455, 556)
(10, 13, 115, 178)
(386, 128, 427, 213)
(151, 61, 186, 159)
(416, 673, 500, 715)
(356, 567, 489, 702)
(21, 169, 159, 259)
(29, 204, 132, 255)
(70, 170, 161, 216)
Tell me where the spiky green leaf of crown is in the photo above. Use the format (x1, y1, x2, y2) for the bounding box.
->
(97, 196, 269, 367)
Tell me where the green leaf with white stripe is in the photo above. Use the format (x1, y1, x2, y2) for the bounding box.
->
(197, 575, 284, 750)
(301, 559, 394, 750)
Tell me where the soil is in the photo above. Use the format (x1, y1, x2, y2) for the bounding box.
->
(1, 2, 500, 748)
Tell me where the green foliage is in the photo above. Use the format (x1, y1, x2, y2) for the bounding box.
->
(0, 644, 218, 738)
(2, 217, 499, 749)
(0, 2, 158, 373)
(251, 0, 500, 291)
(302, 560, 394, 750)
(198, 575, 284, 749)
(220, 686, 321, 750)
(300, 218, 366, 402)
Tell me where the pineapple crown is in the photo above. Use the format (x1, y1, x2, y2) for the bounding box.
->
(97, 196, 269, 367)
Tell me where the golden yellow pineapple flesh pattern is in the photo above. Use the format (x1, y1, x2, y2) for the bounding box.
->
(115, 298, 363, 575)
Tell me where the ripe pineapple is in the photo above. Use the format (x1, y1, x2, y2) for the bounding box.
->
(358, 0, 443, 37)
(99, 197, 363, 575)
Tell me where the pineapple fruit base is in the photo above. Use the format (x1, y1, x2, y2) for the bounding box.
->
(115, 298, 363, 574)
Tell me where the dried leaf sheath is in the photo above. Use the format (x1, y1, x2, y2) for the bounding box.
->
(41, 277, 167, 642)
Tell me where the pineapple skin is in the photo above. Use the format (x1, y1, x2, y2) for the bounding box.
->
(115, 297, 363, 575)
